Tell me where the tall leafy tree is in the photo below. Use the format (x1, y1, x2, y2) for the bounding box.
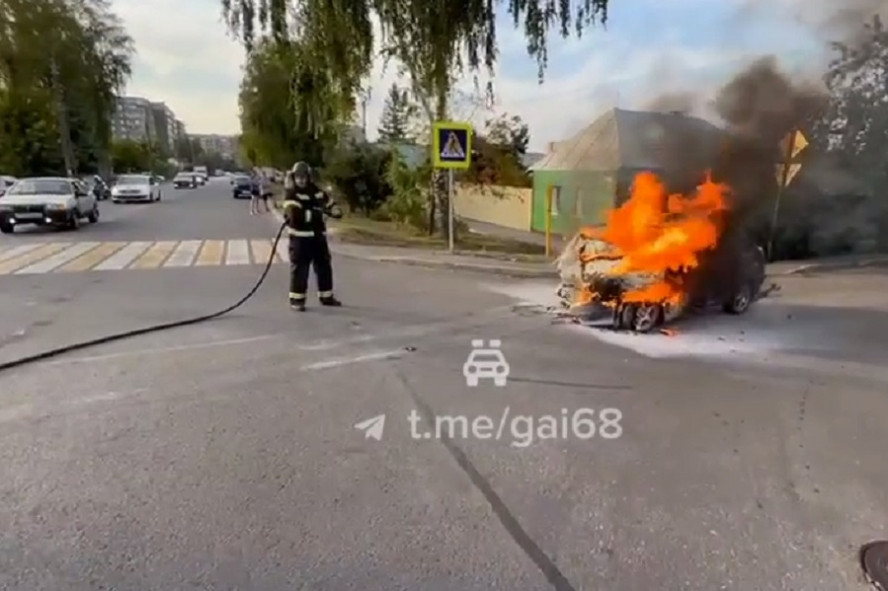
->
(238, 39, 346, 169)
(0, 0, 132, 175)
(377, 84, 415, 144)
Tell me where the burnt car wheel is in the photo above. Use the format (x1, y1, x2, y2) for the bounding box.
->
(632, 304, 662, 333)
(723, 284, 752, 315)
(613, 303, 636, 329)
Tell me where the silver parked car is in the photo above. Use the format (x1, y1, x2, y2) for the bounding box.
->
(111, 174, 162, 203)
(0, 177, 99, 233)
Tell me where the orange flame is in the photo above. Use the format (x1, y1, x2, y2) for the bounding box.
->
(578, 171, 730, 306)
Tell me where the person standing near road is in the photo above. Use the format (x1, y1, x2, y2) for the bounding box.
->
(249, 169, 271, 215)
(282, 161, 343, 311)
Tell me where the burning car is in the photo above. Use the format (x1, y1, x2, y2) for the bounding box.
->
(557, 171, 767, 332)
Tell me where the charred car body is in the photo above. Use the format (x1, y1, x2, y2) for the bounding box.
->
(558, 228, 767, 333)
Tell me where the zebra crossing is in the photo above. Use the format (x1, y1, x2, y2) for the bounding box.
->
(0, 239, 288, 275)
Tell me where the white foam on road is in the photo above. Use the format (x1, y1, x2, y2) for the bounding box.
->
(481, 280, 796, 360)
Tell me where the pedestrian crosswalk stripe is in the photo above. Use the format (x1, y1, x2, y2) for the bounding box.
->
(0, 243, 44, 264)
(0, 239, 286, 275)
(225, 239, 250, 265)
(94, 241, 152, 271)
(59, 242, 126, 272)
(16, 241, 100, 274)
(165, 240, 201, 267)
(131, 241, 177, 269)
(0, 243, 71, 275)
(196, 240, 224, 266)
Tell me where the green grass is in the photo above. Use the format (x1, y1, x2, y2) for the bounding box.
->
(331, 216, 550, 261)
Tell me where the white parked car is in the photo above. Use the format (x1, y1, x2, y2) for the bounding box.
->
(0, 177, 99, 233)
(111, 174, 161, 203)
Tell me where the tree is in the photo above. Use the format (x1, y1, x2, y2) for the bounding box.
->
(378, 84, 416, 144)
(221, 0, 611, 238)
(821, 14, 888, 190)
(238, 39, 347, 170)
(110, 139, 154, 172)
(485, 113, 529, 157)
(0, 0, 133, 176)
(462, 114, 531, 187)
(323, 144, 392, 215)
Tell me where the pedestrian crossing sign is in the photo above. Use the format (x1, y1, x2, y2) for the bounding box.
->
(432, 121, 473, 169)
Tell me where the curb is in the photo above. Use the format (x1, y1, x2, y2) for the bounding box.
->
(341, 255, 556, 278)
(768, 256, 888, 276)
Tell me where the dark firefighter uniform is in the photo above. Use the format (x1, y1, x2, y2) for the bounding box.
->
(282, 164, 343, 311)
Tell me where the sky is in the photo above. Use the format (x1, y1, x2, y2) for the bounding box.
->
(113, 0, 836, 152)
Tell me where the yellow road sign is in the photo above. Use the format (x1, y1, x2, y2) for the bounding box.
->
(432, 121, 473, 169)
(780, 130, 808, 160)
(776, 163, 802, 187)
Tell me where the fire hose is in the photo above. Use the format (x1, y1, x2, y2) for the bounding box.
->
(0, 221, 288, 374)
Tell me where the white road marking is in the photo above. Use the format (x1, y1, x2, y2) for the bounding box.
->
(300, 349, 403, 370)
(225, 239, 250, 265)
(0, 243, 44, 263)
(45, 334, 285, 365)
(15, 242, 99, 274)
(93, 241, 152, 270)
(163, 240, 201, 267)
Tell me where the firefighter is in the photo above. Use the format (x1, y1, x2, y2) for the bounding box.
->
(282, 161, 343, 311)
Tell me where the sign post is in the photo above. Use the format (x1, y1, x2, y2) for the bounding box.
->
(768, 129, 808, 260)
(432, 121, 473, 252)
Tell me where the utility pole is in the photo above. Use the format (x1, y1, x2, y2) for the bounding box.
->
(50, 58, 76, 176)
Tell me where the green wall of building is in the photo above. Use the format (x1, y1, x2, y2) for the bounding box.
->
(531, 170, 617, 234)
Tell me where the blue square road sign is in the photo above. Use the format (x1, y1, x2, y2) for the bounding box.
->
(432, 121, 473, 169)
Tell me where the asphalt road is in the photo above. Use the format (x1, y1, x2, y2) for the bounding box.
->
(0, 177, 886, 590)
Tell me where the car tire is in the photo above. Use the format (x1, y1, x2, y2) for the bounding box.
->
(0, 222, 13, 234)
(87, 205, 99, 223)
(157, 192, 161, 201)
(723, 284, 752, 315)
(613, 303, 636, 330)
(68, 211, 80, 230)
(632, 304, 662, 333)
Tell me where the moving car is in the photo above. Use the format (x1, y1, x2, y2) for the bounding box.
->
(111, 174, 161, 203)
(0, 175, 16, 196)
(0, 177, 99, 233)
(232, 175, 254, 199)
(173, 172, 197, 189)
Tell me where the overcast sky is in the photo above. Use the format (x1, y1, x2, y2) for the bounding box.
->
(113, 0, 834, 152)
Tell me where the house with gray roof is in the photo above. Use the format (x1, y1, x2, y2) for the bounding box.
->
(528, 108, 725, 234)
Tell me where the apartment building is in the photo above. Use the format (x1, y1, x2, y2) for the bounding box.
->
(190, 134, 239, 159)
(111, 97, 156, 143)
(149, 102, 179, 155)
(111, 96, 186, 155)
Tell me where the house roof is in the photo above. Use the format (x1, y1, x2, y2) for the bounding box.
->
(530, 108, 724, 172)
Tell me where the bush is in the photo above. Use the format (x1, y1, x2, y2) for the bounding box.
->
(383, 150, 429, 230)
(323, 143, 392, 215)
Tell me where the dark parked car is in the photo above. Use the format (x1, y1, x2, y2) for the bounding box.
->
(599, 229, 766, 333)
(232, 175, 255, 199)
